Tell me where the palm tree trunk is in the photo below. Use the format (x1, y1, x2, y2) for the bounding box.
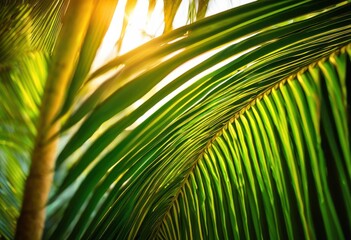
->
(15, 0, 95, 239)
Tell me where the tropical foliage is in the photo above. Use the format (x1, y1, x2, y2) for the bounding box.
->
(0, 0, 350, 239)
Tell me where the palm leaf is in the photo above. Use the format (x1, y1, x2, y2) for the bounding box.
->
(58, 0, 120, 118)
(45, 0, 351, 239)
(1, 0, 350, 239)
(0, 1, 61, 237)
(0, 0, 213, 238)
(157, 46, 351, 239)
(0, 51, 48, 238)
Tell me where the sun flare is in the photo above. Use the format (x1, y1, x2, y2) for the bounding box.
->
(91, 0, 257, 131)
(93, 0, 255, 71)
(92, 0, 164, 70)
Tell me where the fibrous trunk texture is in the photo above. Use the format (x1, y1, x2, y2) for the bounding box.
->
(15, 0, 95, 239)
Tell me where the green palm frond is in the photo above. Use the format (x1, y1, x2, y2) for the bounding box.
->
(0, 51, 48, 238)
(0, 3, 32, 63)
(0, 1, 57, 237)
(0, 0, 215, 238)
(58, 0, 211, 120)
(44, 1, 351, 239)
(156, 46, 351, 240)
(1, 0, 350, 239)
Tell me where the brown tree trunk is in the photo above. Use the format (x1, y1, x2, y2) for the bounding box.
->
(15, 0, 95, 239)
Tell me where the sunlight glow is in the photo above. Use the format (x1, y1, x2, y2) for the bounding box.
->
(206, 0, 255, 16)
(92, 0, 257, 132)
(94, 0, 256, 69)
(92, 0, 127, 71)
(119, 1, 150, 54)
(125, 41, 259, 131)
(92, 0, 164, 70)
(120, 1, 164, 54)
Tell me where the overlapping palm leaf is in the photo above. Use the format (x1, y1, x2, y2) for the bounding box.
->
(46, 1, 351, 239)
(156, 46, 351, 240)
(1, 0, 350, 239)
(0, 0, 61, 237)
(0, 0, 210, 238)
(0, 52, 48, 239)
